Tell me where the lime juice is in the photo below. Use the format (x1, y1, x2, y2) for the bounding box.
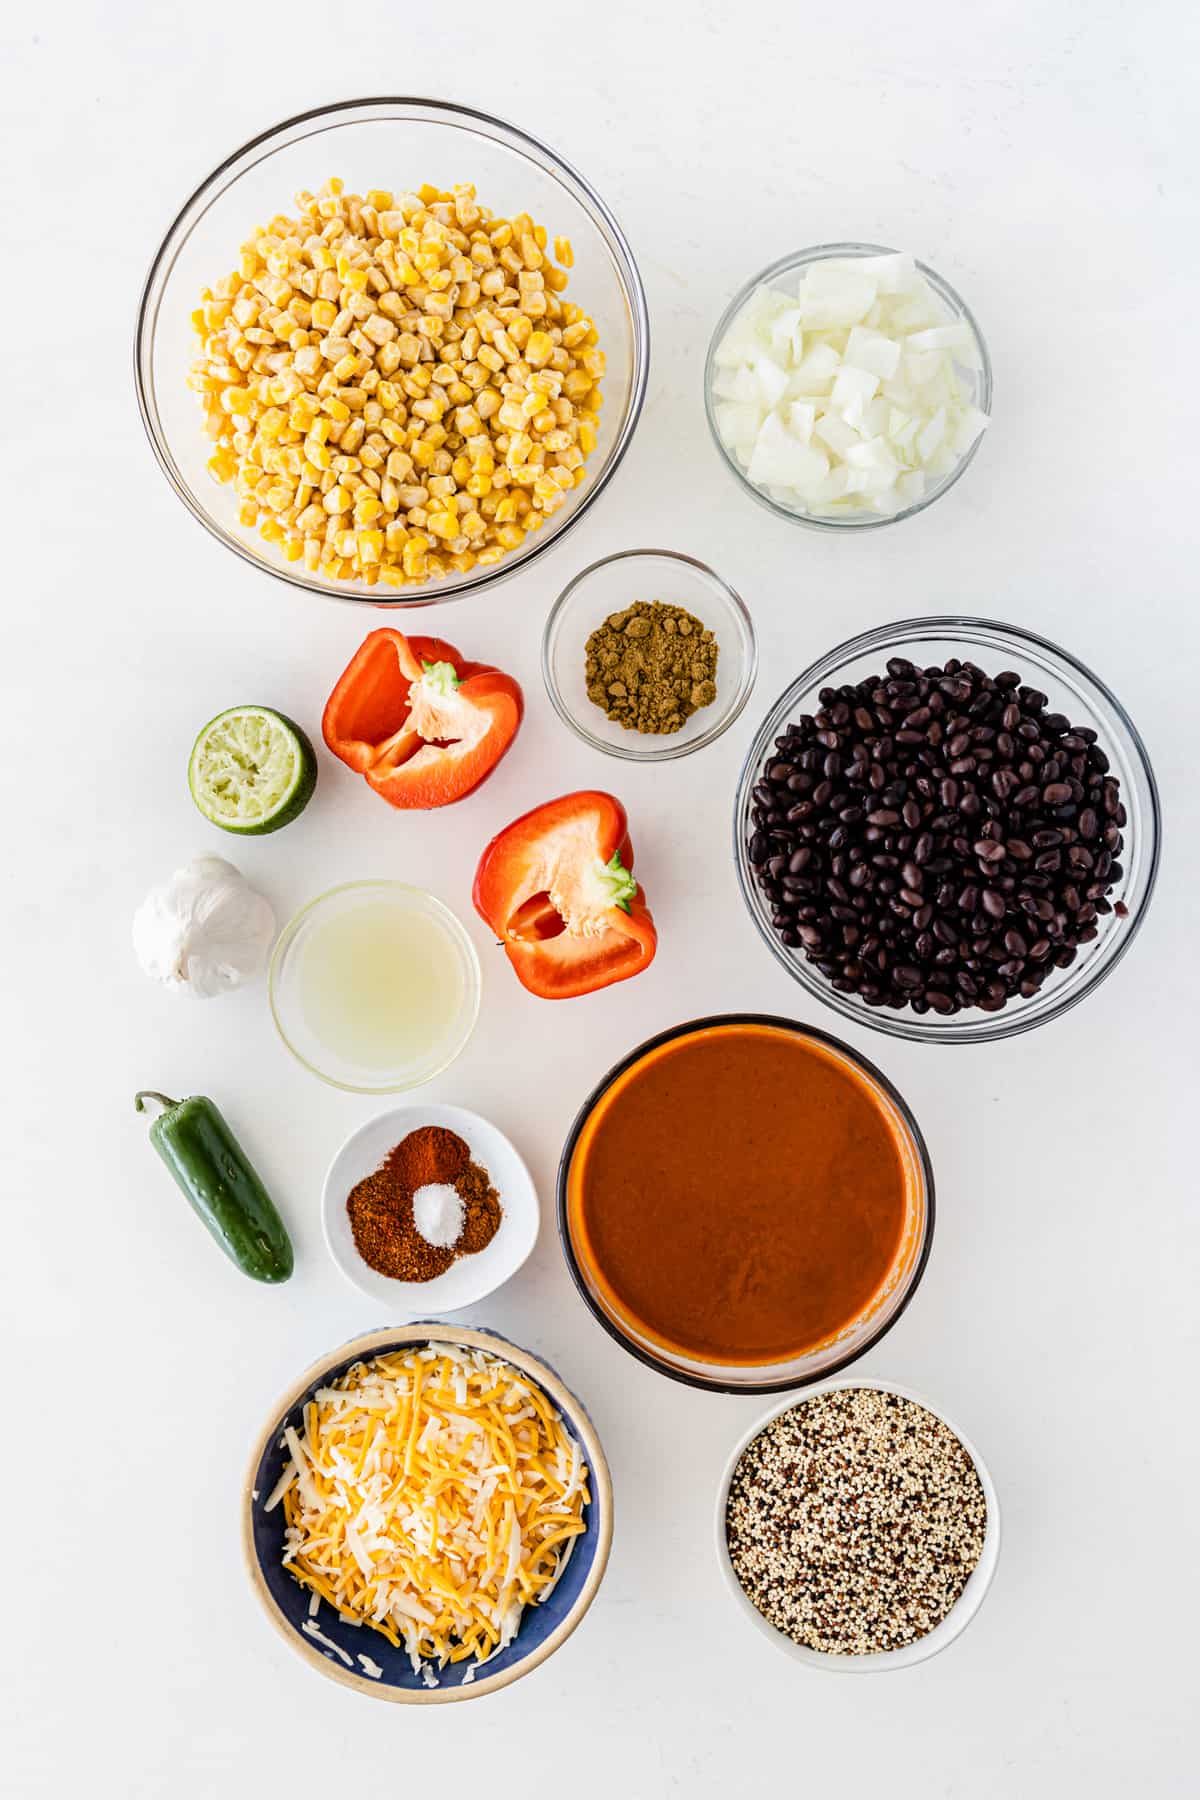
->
(269, 884, 480, 1091)
(297, 897, 468, 1071)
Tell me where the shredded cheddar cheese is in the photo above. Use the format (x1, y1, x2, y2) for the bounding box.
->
(268, 1343, 590, 1675)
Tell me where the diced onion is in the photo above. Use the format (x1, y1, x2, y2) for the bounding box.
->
(711, 253, 988, 518)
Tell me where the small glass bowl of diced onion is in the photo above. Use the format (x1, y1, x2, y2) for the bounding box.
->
(704, 244, 992, 530)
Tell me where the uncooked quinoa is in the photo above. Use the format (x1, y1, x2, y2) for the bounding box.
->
(725, 1388, 987, 1655)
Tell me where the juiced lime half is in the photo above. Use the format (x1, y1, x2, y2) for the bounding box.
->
(188, 706, 317, 835)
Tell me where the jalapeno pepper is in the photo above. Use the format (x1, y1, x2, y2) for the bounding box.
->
(322, 629, 523, 810)
(134, 1091, 293, 1283)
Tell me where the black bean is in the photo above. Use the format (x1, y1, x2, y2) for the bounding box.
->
(747, 655, 1125, 1018)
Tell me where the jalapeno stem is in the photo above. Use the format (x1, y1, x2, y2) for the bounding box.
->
(134, 1090, 179, 1116)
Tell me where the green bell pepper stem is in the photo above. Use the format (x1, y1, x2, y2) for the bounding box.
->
(420, 659, 462, 698)
(599, 852, 637, 914)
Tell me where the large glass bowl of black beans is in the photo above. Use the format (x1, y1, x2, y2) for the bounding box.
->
(734, 618, 1160, 1043)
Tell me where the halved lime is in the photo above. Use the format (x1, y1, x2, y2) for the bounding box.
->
(188, 706, 317, 835)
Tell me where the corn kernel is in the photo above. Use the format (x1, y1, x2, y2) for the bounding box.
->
(188, 179, 602, 588)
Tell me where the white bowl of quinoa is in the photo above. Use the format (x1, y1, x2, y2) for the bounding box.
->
(714, 1377, 1001, 1671)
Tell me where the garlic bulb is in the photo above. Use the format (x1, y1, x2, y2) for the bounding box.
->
(133, 855, 276, 998)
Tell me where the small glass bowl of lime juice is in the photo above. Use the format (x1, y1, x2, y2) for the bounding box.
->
(269, 883, 481, 1092)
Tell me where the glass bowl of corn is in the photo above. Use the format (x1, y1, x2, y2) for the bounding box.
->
(135, 99, 650, 608)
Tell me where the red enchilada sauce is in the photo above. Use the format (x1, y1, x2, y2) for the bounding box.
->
(566, 1023, 917, 1364)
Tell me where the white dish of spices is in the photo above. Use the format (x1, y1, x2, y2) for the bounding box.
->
(321, 1103, 539, 1316)
(713, 1376, 1001, 1672)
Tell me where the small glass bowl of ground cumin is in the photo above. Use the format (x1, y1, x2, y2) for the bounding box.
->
(321, 1103, 540, 1313)
(715, 1378, 1001, 1671)
(542, 549, 758, 760)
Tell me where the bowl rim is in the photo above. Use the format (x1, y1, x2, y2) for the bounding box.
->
(541, 546, 760, 761)
(319, 1100, 540, 1309)
(713, 1374, 1001, 1671)
(703, 241, 993, 532)
(555, 1012, 935, 1393)
(133, 95, 651, 608)
(267, 879, 481, 1092)
(242, 1323, 614, 1704)
(733, 613, 1162, 1045)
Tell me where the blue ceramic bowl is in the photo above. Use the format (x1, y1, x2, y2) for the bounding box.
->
(243, 1324, 613, 1703)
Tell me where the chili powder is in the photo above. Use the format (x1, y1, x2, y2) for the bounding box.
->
(346, 1125, 502, 1281)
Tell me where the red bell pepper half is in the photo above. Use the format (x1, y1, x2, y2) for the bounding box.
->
(473, 791, 657, 999)
(322, 629, 523, 809)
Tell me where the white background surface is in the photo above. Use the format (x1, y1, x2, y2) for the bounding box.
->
(3, 4, 1196, 1794)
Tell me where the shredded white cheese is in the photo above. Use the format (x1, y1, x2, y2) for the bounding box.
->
(302, 1620, 353, 1667)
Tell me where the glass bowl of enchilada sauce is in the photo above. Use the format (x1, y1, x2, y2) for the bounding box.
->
(558, 1016, 933, 1392)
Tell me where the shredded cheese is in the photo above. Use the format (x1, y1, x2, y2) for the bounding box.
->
(302, 1620, 353, 1667)
(271, 1345, 590, 1676)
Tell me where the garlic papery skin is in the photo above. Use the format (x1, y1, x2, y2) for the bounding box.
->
(132, 855, 276, 998)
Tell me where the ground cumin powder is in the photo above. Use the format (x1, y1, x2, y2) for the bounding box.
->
(347, 1125, 502, 1280)
(585, 599, 719, 735)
